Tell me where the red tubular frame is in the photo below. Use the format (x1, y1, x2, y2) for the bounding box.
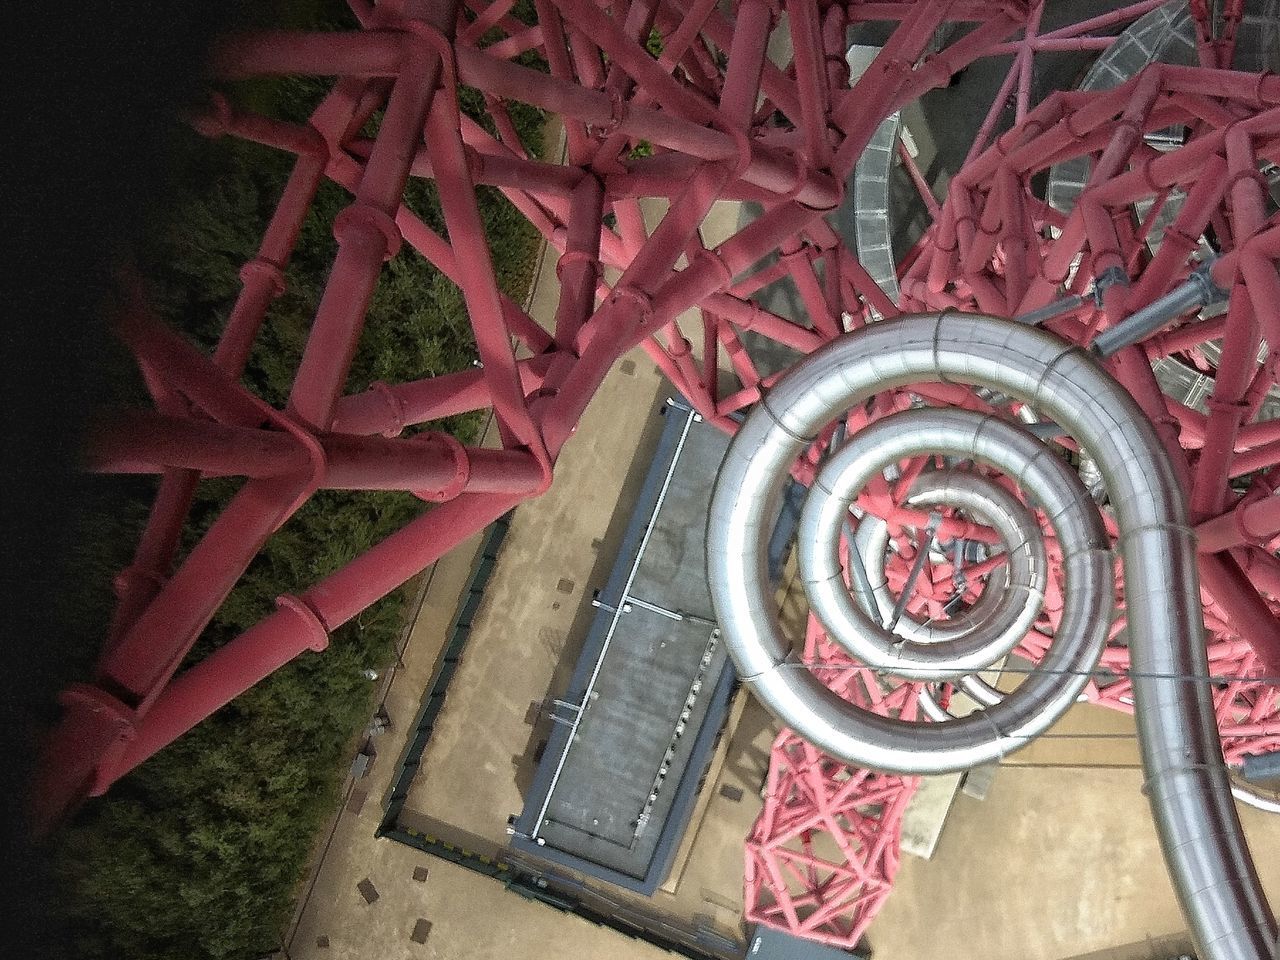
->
(36, 0, 1280, 950)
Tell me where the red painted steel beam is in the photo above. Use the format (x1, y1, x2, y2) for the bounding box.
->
(87, 411, 309, 478)
(98, 491, 521, 794)
(288, 13, 457, 431)
(330, 354, 556, 437)
(421, 70, 545, 458)
(87, 410, 544, 495)
(1198, 495, 1280, 554)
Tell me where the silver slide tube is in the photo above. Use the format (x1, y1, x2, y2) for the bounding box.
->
(848, 473, 1020, 646)
(706, 312, 1274, 960)
(802, 411, 1065, 681)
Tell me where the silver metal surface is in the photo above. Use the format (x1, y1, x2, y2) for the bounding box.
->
(849, 472, 1017, 644)
(706, 312, 1275, 960)
(802, 414, 1063, 682)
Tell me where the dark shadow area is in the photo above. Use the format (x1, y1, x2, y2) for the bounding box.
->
(719, 700, 776, 798)
(2, 3, 245, 958)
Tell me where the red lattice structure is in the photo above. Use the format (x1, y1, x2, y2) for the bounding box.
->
(40, 0, 1038, 828)
(888, 3, 1280, 798)
(745, 617, 919, 949)
(746, 732, 916, 948)
(35, 0, 1280, 950)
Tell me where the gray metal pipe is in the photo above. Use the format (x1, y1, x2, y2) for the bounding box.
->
(706, 311, 1274, 960)
(1090, 260, 1228, 358)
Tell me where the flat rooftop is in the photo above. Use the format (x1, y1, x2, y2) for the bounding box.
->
(514, 400, 735, 892)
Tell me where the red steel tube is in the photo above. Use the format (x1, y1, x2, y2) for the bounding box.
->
(1198, 493, 1280, 552)
(531, 0, 594, 164)
(194, 102, 327, 159)
(327, 148, 556, 357)
(656, 0, 723, 83)
(87, 411, 544, 495)
(461, 0, 522, 45)
(454, 45, 839, 208)
(1230, 438, 1280, 478)
(1128, 153, 1229, 308)
(1190, 291, 1259, 518)
(106, 471, 201, 650)
(330, 354, 554, 436)
(781, 241, 840, 338)
(547, 0, 779, 432)
(457, 43, 731, 158)
(100, 491, 524, 791)
(549, 201, 821, 452)
(107, 86, 345, 646)
(785, 0, 832, 170)
(552, 175, 604, 349)
(1198, 553, 1280, 676)
(550, 0, 718, 127)
(118, 308, 266, 429)
(219, 157, 328, 372)
(422, 86, 543, 457)
(1233, 546, 1280, 601)
(831, 3, 950, 174)
(322, 438, 543, 494)
(357, 137, 585, 195)
(683, 0, 803, 122)
(601, 0, 662, 107)
(87, 411, 309, 478)
(98, 474, 310, 706)
(289, 6, 458, 430)
(1036, 0, 1169, 41)
(1106, 345, 1194, 491)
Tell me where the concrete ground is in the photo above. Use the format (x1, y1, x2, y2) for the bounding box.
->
(291, 820, 673, 960)
(868, 705, 1280, 960)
